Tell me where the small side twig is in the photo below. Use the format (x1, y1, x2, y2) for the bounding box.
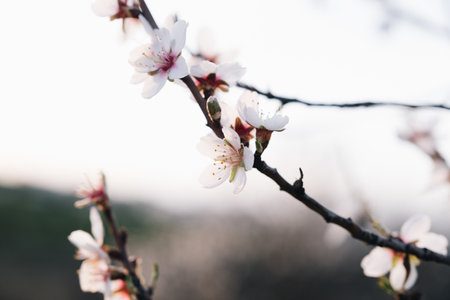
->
(237, 82, 450, 110)
(103, 199, 151, 300)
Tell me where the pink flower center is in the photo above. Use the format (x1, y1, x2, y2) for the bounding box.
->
(160, 54, 176, 72)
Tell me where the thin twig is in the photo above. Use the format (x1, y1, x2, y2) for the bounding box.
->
(237, 82, 450, 110)
(103, 200, 151, 300)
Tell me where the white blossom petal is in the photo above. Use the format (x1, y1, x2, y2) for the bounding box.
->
(361, 247, 393, 277)
(244, 107, 263, 128)
(92, 0, 118, 17)
(141, 73, 167, 99)
(242, 147, 254, 171)
(223, 127, 241, 150)
(197, 134, 223, 158)
(139, 14, 153, 35)
(79, 259, 110, 293)
(216, 63, 246, 85)
(416, 232, 448, 255)
(154, 28, 171, 53)
(199, 163, 231, 188)
(219, 101, 238, 128)
(400, 215, 431, 243)
(263, 114, 289, 131)
(232, 167, 247, 194)
(170, 20, 188, 54)
(90, 207, 104, 246)
(404, 263, 418, 290)
(191, 60, 217, 78)
(389, 260, 407, 291)
(68, 230, 101, 254)
(130, 72, 148, 84)
(129, 45, 159, 73)
(168, 56, 189, 80)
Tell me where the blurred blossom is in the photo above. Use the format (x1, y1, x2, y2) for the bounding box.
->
(75, 174, 106, 208)
(361, 215, 448, 292)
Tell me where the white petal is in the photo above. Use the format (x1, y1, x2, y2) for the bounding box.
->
(68, 230, 100, 253)
(244, 107, 262, 128)
(197, 133, 223, 159)
(216, 63, 246, 85)
(141, 73, 167, 99)
(400, 215, 431, 243)
(90, 207, 104, 246)
(129, 44, 158, 73)
(263, 114, 289, 131)
(223, 127, 241, 150)
(139, 14, 153, 35)
(232, 167, 247, 194)
(170, 20, 188, 54)
(130, 72, 148, 84)
(219, 101, 238, 128)
(168, 56, 189, 80)
(190, 60, 217, 78)
(404, 263, 418, 290)
(199, 164, 231, 188)
(154, 28, 171, 53)
(79, 259, 109, 293)
(389, 260, 407, 291)
(242, 147, 254, 171)
(91, 0, 118, 17)
(416, 232, 448, 255)
(360, 247, 393, 277)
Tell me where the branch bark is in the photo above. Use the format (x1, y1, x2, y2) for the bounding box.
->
(237, 82, 450, 111)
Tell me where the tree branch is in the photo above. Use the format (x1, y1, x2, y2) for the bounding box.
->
(102, 201, 151, 300)
(237, 82, 450, 111)
(253, 153, 450, 266)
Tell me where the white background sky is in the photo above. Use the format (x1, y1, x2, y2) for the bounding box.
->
(1, 0, 450, 226)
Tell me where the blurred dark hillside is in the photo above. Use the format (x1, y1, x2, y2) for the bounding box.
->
(0, 186, 449, 300)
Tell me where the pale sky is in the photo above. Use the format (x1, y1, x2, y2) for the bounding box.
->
(1, 0, 450, 222)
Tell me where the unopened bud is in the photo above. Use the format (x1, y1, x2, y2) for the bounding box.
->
(207, 96, 221, 122)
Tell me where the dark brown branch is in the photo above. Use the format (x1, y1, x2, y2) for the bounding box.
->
(103, 201, 151, 300)
(253, 153, 450, 266)
(237, 82, 450, 110)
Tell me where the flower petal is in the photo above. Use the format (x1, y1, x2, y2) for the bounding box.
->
(416, 232, 448, 255)
(232, 167, 246, 194)
(90, 207, 104, 246)
(389, 260, 407, 291)
(223, 127, 241, 150)
(168, 56, 189, 80)
(218, 101, 238, 128)
(197, 133, 223, 158)
(263, 114, 289, 131)
(216, 63, 246, 85)
(129, 44, 159, 73)
(242, 147, 254, 171)
(91, 0, 118, 17)
(139, 14, 153, 35)
(79, 259, 109, 293)
(199, 163, 231, 188)
(68, 230, 106, 260)
(404, 263, 418, 290)
(130, 72, 148, 84)
(360, 247, 393, 277)
(190, 60, 217, 78)
(141, 73, 167, 99)
(400, 215, 431, 243)
(170, 20, 188, 54)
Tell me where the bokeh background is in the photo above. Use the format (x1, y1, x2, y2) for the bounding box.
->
(1, 0, 450, 299)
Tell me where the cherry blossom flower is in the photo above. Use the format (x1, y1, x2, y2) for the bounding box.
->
(197, 127, 254, 194)
(218, 101, 254, 144)
(191, 60, 245, 95)
(129, 19, 189, 99)
(237, 91, 289, 131)
(69, 207, 114, 298)
(361, 215, 448, 292)
(92, 0, 140, 20)
(75, 174, 106, 208)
